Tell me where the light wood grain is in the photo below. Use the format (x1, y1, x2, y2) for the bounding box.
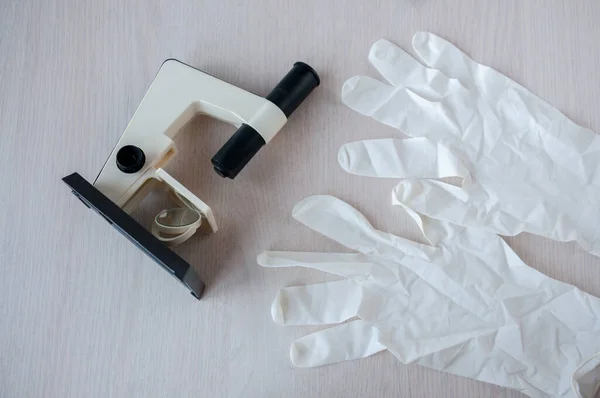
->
(1, 0, 600, 397)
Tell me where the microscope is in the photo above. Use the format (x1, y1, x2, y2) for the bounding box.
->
(63, 59, 319, 299)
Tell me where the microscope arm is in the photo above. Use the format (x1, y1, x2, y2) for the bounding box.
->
(94, 59, 287, 205)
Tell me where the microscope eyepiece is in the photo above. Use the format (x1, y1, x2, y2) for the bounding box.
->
(211, 62, 320, 179)
(265, 62, 320, 118)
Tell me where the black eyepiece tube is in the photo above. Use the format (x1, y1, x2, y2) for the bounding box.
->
(211, 62, 320, 179)
(265, 62, 320, 117)
(212, 124, 266, 179)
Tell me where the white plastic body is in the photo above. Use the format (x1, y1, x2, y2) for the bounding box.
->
(94, 59, 288, 232)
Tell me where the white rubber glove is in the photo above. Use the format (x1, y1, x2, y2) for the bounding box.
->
(259, 195, 600, 398)
(339, 33, 600, 256)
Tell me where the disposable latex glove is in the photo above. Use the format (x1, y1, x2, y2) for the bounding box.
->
(259, 195, 600, 398)
(339, 32, 600, 256)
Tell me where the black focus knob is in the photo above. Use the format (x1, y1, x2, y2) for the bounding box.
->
(116, 145, 146, 174)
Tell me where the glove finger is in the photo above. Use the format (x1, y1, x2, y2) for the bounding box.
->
(368, 39, 462, 97)
(392, 179, 512, 237)
(290, 320, 386, 367)
(367, 39, 425, 87)
(258, 251, 376, 279)
(341, 75, 394, 117)
(342, 76, 463, 140)
(338, 137, 469, 179)
(411, 32, 482, 88)
(271, 279, 362, 325)
(292, 195, 438, 261)
(393, 178, 470, 224)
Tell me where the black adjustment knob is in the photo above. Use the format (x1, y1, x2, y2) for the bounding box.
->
(116, 145, 146, 174)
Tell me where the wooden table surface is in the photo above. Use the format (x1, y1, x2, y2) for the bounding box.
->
(2, 1, 600, 397)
